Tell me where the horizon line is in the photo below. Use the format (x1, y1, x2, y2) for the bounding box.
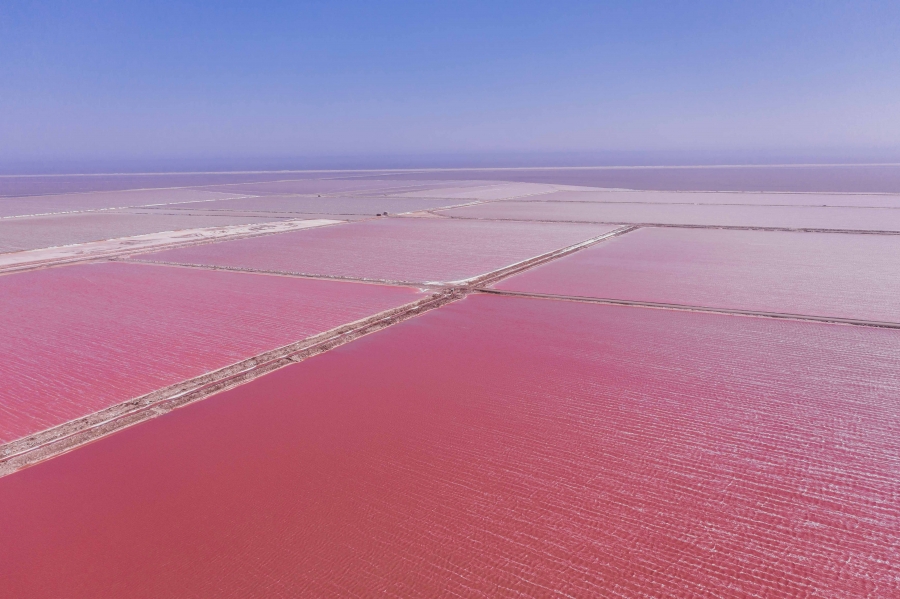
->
(3, 162, 900, 178)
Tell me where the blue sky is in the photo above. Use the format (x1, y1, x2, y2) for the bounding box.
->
(1, 1, 899, 169)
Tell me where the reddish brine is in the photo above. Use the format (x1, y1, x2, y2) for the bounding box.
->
(0, 261, 423, 442)
(2, 295, 897, 597)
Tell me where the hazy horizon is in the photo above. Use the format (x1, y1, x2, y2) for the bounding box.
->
(6, 150, 900, 177)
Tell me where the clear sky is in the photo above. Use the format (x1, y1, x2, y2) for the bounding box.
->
(2, 1, 899, 170)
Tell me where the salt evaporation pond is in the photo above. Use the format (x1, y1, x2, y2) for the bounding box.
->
(2, 294, 897, 597)
(0, 261, 423, 443)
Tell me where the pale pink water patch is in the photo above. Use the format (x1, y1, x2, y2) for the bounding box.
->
(541, 189, 900, 208)
(159, 194, 474, 215)
(0, 211, 291, 254)
(442, 200, 900, 230)
(135, 217, 617, 283)
(496, 227, 900, 322)
(198, 178, 460, 196)
(0, 189, 244, 217)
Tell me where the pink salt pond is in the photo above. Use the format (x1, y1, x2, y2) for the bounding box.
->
(0, 261, 423, 443)
(496, 226, 900, 323)
(1, 295, 897, 597)
(135, 217, 617, 283)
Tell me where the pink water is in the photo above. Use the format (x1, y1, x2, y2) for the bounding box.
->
(0, 211, 288, 253)
(1, 295, 897, 597)
(376, 165, 900, 192)
(540, 189, 900, 208)
(197, 178, 458, 196)
(496, 227, 900, 322)
(0, 189, 242, 217)
(0, 261, 422, 442)
(136, 218, 616, 283)
(443, 200, 900, 230)
(0, 173, 329, 197)
(163, 194, 474, 215)
(6, 166, 900, 198)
